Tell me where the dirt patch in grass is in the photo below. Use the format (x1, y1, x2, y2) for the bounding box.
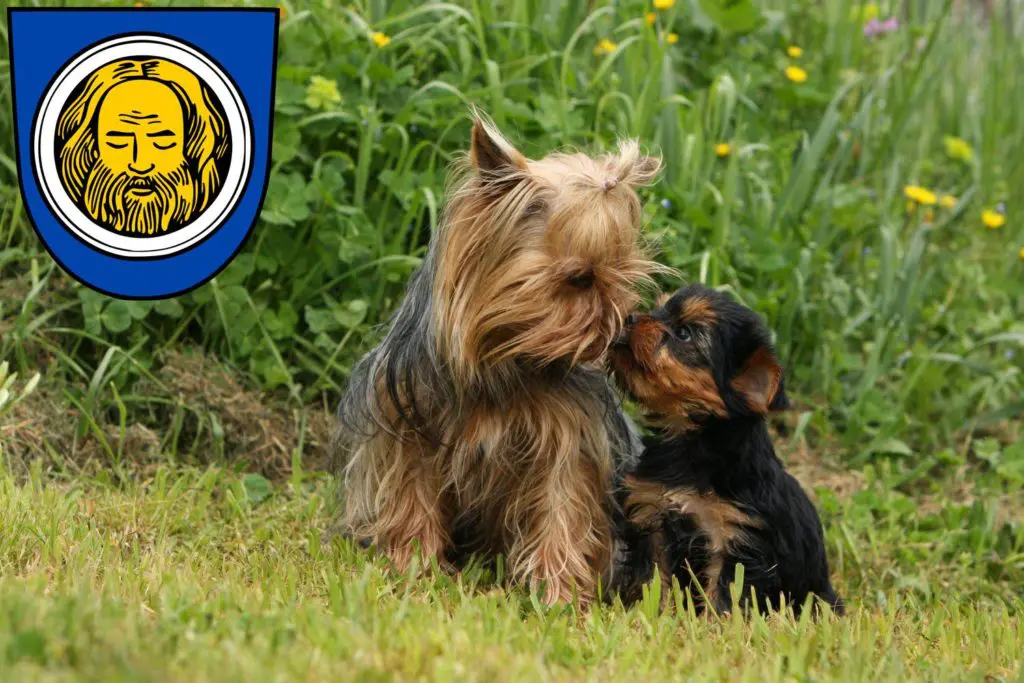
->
(1, 347, 335, 479)
(1, 379, 134, 476)
(781, 439, 866, 501)
(155, 349, 335, 477)
(769, 411, 865, 501)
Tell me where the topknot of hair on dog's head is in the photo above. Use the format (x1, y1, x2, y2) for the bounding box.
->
(604, 139, 662, 191)
(467, 110, 661, 196)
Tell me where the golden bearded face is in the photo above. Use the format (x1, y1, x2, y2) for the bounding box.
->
(89, 79, 195, 235)
(97, 80, 185, 188)
(55, 59, 230, 236)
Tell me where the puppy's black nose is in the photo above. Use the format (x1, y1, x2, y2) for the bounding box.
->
(624, 314, 638, 327)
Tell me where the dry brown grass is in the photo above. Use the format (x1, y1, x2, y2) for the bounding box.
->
(782, 439, 866, 502)
(1, 346, 333, 479)
(155, 349, 334, 476)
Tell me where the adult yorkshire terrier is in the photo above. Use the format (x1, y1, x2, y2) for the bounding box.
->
(610, 285, 843, 616)
(334, 115, 662, 603)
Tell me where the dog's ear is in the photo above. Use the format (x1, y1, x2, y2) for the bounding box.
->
(731, 347, 784, 415)
(470, 117, 527, 175)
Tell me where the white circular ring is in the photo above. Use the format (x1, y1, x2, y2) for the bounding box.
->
(33, 34, 252, 259)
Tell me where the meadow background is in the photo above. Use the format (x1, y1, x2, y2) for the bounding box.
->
(1, 0, 1022, 680)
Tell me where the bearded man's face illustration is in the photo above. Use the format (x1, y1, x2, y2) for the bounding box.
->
(85, 78, 198, 235)
(56, 59, 229, 236)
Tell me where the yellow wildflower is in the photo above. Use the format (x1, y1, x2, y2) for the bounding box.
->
(924, 209, 934, 223)
(939, 195, 957, 209)
(787, 45, 803, 58)
(904, 185, 937, 206)
(784, 66, 808, 83)
(370, 31, 391, 48)
(667, 32, 679, 44)
(593, 38, 617, 56)
(851, 3, 880, 22)
(982, 209, 1006, 229)
(646, 12, 656, 25)
(1018, 247, 1024, 262)
(279, 5, 286, 19)
(715, 143, 731, 158)
(654, 0, 675, 9)
(305, 75, 342, 110)
(943, 136, 974, 163)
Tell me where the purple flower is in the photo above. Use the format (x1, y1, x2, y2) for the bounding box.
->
(660, 198, 672, 209)
(864, 16, 899, 38)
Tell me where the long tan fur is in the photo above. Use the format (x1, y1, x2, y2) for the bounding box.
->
(336, 113, 664, 603)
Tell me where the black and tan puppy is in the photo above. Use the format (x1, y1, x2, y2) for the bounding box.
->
(610, 284, 843, 617)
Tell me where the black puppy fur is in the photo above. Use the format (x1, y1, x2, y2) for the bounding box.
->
(609, 284, 843, 617)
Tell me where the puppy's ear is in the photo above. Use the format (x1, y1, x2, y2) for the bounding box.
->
(731, 347, 783, 415)
(470, 117, 527, 175)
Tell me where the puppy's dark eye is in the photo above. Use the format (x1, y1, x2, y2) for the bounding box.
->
(675, 324, 693, 342)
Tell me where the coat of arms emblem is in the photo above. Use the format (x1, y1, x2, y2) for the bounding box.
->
(8, 8, 278, 298)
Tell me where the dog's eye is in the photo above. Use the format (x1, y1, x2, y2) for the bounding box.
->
(675, 324, 693, 342)
(566, 270, 595, 289)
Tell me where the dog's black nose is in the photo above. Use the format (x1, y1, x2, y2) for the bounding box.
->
(624, 314, 638, 327)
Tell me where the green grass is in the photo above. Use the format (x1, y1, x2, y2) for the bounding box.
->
(1, 465, 1020, 682)
(1, 0, 1023, 679)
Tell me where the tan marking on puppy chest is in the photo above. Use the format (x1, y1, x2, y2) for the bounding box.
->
(624, 478, 759, 547)
(623, 477, 761, 609)
(621, 476, 669, 529)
